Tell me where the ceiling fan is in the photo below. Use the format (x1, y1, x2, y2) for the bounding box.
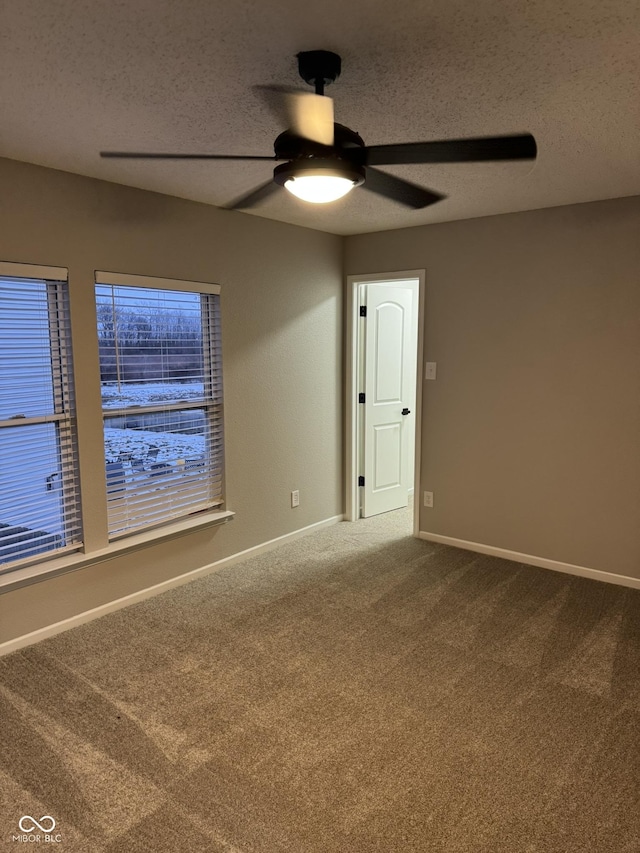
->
(101, 50, 537, 211)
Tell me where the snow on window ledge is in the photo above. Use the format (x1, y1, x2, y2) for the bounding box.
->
(0, 509, 234, 594)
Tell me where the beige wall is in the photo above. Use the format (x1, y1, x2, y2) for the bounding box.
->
(0, 157, 343, 643)
(346, 197, 640, 580)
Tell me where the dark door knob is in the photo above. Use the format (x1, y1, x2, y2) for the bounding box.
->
(401, 408, 410, 416)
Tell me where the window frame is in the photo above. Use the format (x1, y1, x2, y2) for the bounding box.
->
(95, 271, 224, 540)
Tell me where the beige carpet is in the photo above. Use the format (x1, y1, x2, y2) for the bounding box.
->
(1, 507, 639, 852)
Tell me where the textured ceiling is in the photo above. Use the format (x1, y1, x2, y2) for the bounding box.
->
(1, 0, 639, 235)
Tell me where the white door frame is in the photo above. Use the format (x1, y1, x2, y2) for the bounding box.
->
(345, 269, 425, 536)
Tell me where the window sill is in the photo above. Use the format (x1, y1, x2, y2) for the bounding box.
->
(0, 509, 234, 594)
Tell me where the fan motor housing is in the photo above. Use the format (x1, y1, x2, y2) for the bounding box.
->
(274, 123, 365, 161)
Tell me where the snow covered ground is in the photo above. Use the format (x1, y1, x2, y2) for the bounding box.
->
(102, 383, 206, 463)
(104, 427, 204, 465)
(102, 381, 204, 409)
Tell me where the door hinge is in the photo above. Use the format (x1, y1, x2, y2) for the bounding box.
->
(359, 305, 367, 317)
(358, 392, 365, 404)
(358, 475, 365, 487)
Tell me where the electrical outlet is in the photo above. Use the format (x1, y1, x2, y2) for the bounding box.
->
(423, 491, 434, 508)
(291, 489, 300, 508)
(425, 362, 437, 380)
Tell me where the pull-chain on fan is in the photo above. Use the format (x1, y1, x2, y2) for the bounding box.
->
(101, 50, 537, 210)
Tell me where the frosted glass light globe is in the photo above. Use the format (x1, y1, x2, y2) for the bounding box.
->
(284, 175, 355, 203)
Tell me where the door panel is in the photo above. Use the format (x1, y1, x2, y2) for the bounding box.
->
(362, 285, 414, 517)
(374, 305, 404, 402)
(373, 423, 403, 489)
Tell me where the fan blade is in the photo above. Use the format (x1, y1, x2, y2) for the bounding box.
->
(290, 92, 334, 146)
(363, 167, 445, 209)
(100, 151, 276, 161)
(225, 179, 279, 211)
(363, 133, 537, 166)
(254, 86, 334, 146)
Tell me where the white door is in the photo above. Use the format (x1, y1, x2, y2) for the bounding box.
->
(362, 284, 414, 517)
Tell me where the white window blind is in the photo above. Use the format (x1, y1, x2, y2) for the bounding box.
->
(95, 273, 224, 538)
(0, 266, 82, 569)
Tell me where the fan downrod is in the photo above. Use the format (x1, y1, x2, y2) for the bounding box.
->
(297, 50, 341, 95)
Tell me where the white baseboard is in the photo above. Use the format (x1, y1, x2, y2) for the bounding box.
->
(0, 514, 344, 657)
(418, 531, 640, 590)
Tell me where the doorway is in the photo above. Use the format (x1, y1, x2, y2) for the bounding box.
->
(346, 270, 424, 534)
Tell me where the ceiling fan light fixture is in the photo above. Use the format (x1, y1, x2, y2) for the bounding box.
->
(274, 159, 365, 204)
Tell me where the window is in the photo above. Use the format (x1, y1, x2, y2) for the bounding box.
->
(95, 272, 224, 538)
(0, 263, 81, 568)
(0, 265, 226, 579)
